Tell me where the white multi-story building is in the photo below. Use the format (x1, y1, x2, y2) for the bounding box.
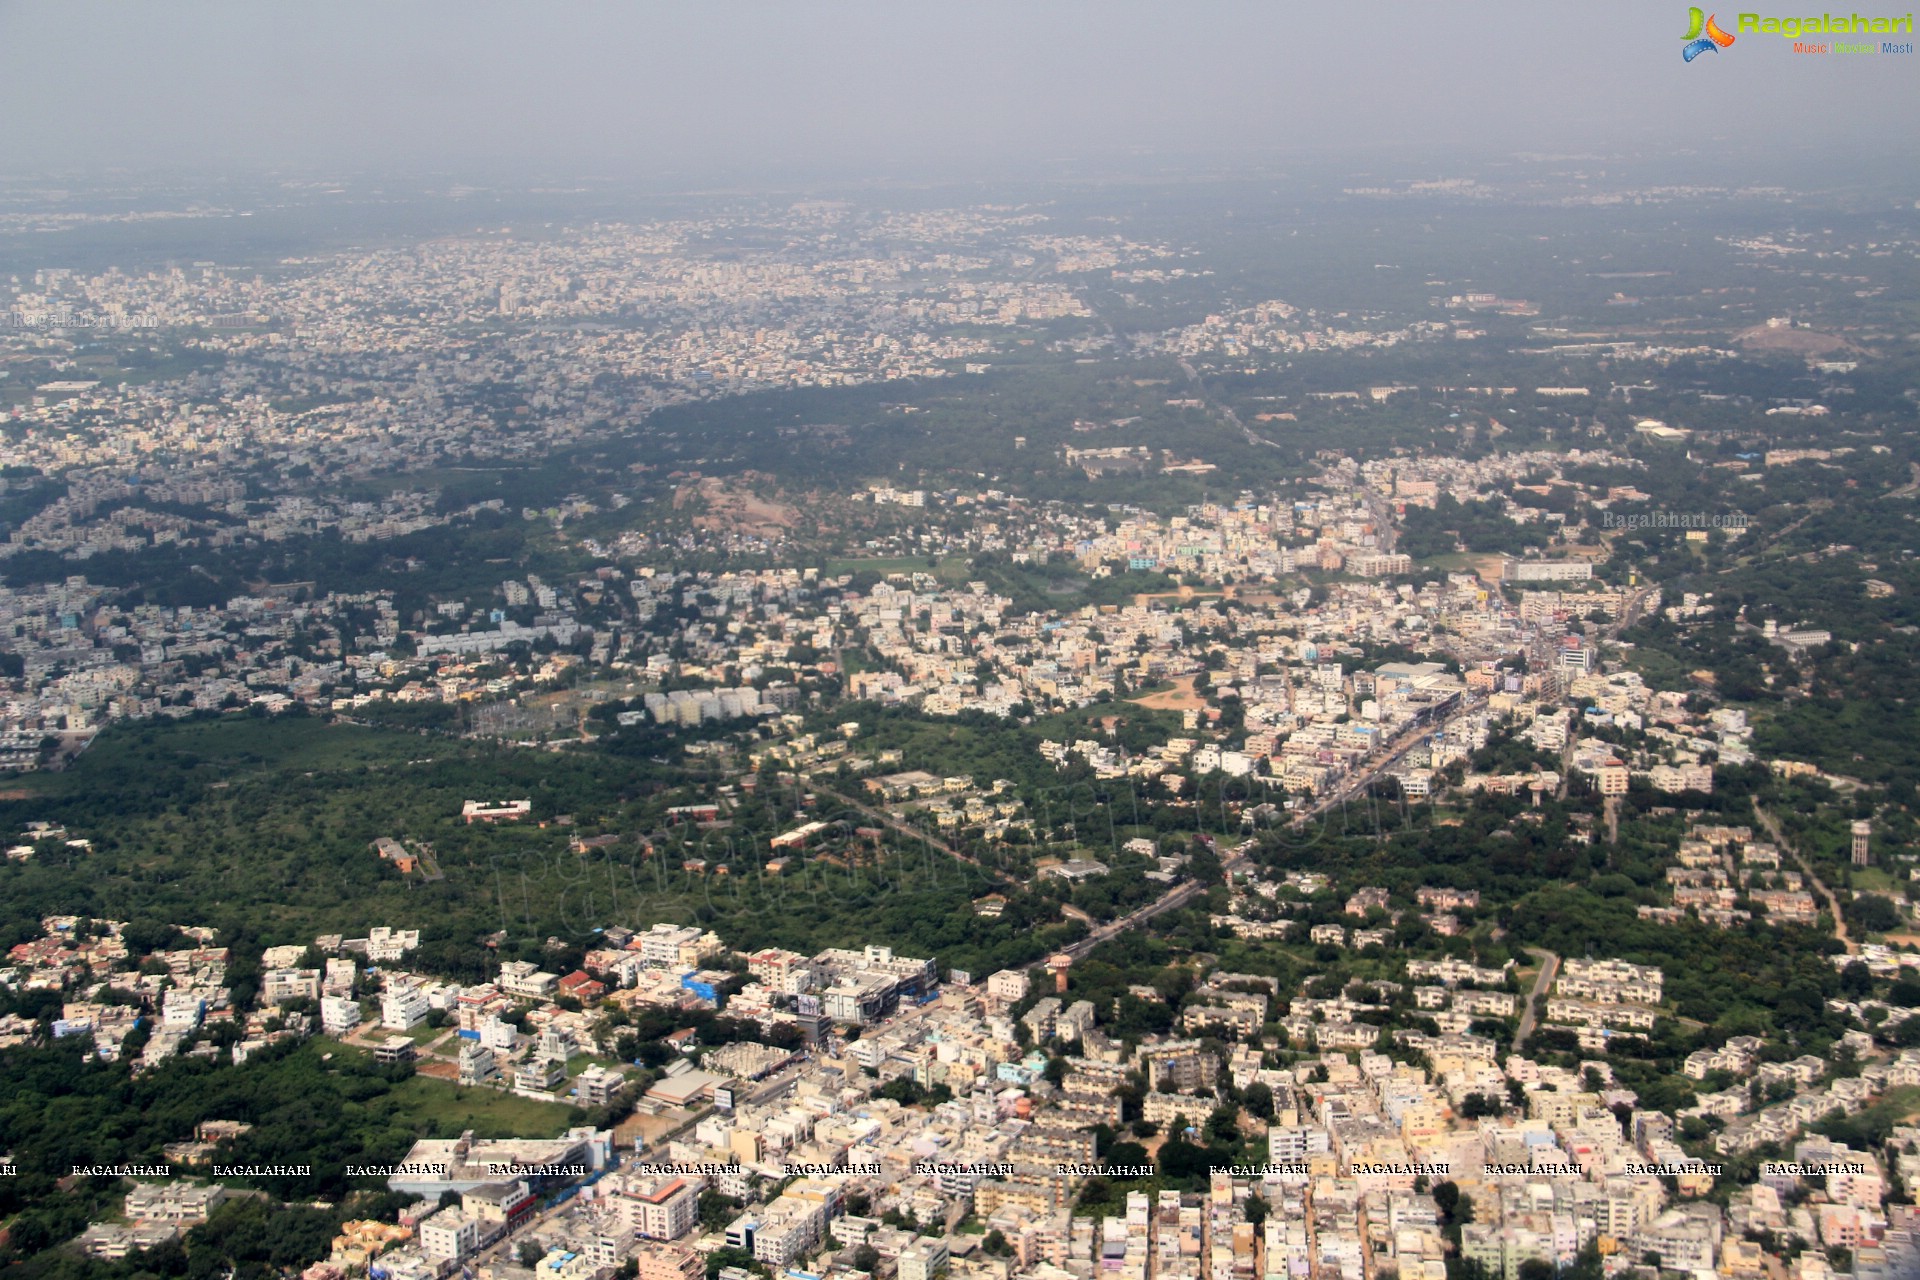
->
(639, 924, 708, 968)
(899, 1239, 950, 1280)
(1504, 560, 1593, 583)
(161, 990, 206, 1032)
(746, 948, 816, 995)
(496, 961, 558, 1000)
(458, 1042, 499, 1087)
(366, 926, 420, 962)
(417, 1209, 482, 1264)
(986, 969, 1030, 1003)
(381, 981, 430, 1030)
(261, 968, 321, 1006)
(622, 1177, 699, 1241)
(323, 958, 357, 995)
(320, 996, 362, 1036)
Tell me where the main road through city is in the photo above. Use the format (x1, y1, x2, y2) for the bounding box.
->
(1057, 693, 1488, 961)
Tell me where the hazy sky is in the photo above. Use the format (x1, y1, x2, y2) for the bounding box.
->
(1, 1, 1911, 181)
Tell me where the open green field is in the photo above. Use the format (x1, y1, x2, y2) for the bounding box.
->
(1848, 866, 1900, 894)
(1872, 1084, 1920, 1123)
(383, 1076, 578, 1139)
(1814, 1084, 1920, 1150)
(328, 463, 520, 503)
(815, 555, 1180, 614)
(320, 1034, 576, 1135)
(821, 554, 973, 582)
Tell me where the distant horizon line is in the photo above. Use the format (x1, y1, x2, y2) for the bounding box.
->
(0, 139, 1889, 193)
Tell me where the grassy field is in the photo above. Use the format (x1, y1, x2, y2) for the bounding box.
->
(1846, 866, 1900, 894)
(1832, 1084, 1920, 1135)
(403, 1021, 449, 1045)
(1621, 643, 1698, 694)
(329, 464, 518, 502)
(324, 1034, 580, 1135)
(384, 1075, 580, 1139)
(821, 554, 972, 582)
(815, 555, 1183, 617)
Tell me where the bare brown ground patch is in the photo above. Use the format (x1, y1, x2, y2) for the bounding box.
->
(673, 473, 799, 536)
(1131, 674, 1207, 711)
(1733, 325, 1854, 357)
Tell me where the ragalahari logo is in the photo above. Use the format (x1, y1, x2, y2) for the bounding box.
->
(1683, 7, 1738, 58)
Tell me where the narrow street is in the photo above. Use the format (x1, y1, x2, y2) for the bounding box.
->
(1512, 948, 1560, 1051)
(1060, 695, 1486, 961)
(1755, 805, 1856, 955)
(1177, 357, 1281, 452)
(806, 782, 1006, 882)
